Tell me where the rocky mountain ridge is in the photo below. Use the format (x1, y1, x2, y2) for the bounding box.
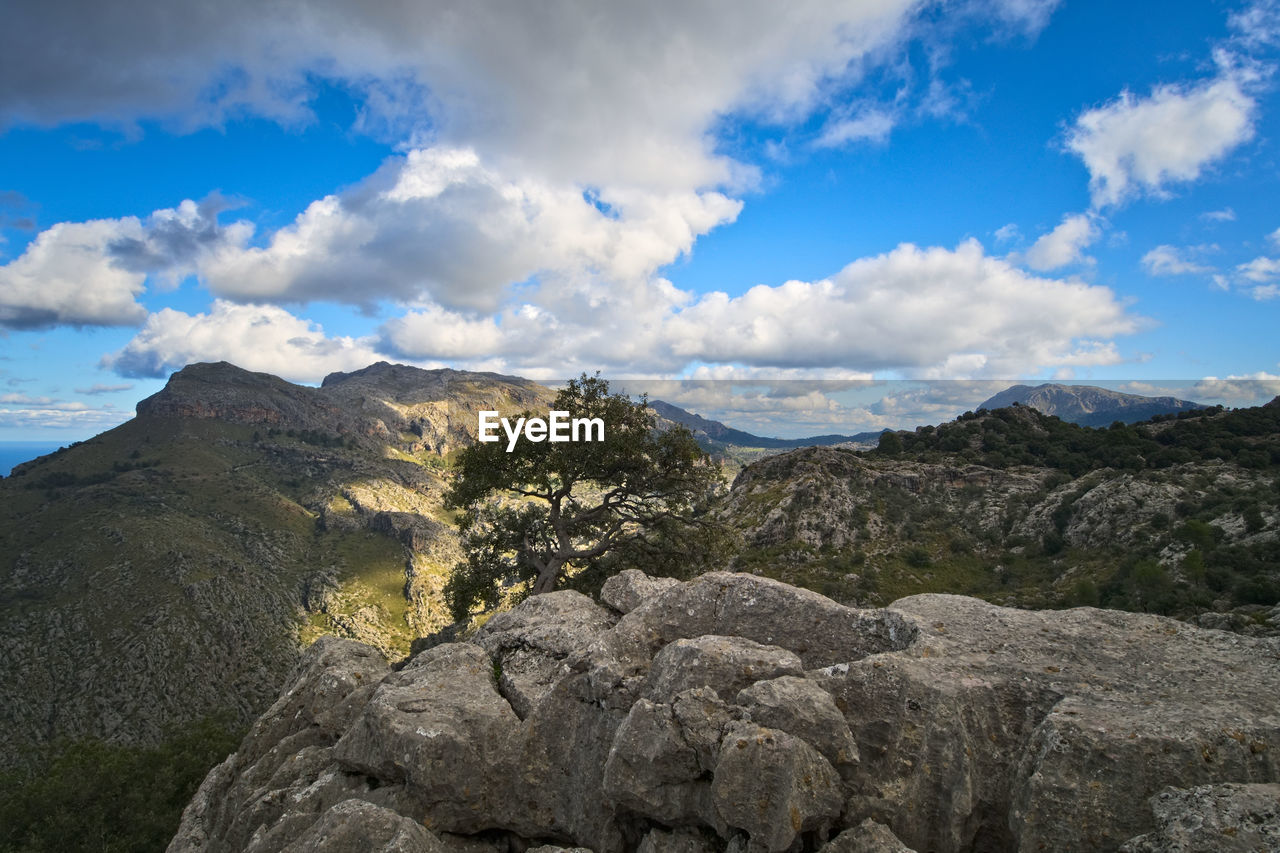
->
(725, 400, 1280, 630)
(0, 362, 556, 768)
(169, 570, 1280, 853)
(977, 382, 1206, 427)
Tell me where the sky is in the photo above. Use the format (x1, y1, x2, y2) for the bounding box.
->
(2, 0, 1280, 441)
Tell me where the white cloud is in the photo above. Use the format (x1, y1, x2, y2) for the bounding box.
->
(994, 223, 1020, 244)
(2, 1, 931, 195)
(1269, 226, 1280, 247)
(0, 219, 149, 329)
(380, 304, 505, 360)
(1023, 213, 1100, 270)
(199, 146, 742, 312)
(0, 197, 255, 330)
(0, 394, 132, 432)
(1066, 67, 1258, 208)
(1229, 0, 1280, 49)
(1236, 255, 1280, 282)
(1142, 245, 1215, 276)
(103, 301, 382, 383)
(1192, 373, 1280, 405)
(659, 239, 1138, 376)
(107, 195, 250, 286)
(815, 109, 896, 147)
(73, 383, 135, 395)
(1200, 207, 1237, 222)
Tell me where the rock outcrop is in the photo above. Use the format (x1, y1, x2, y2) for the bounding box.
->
(171, 571, 1280, 853)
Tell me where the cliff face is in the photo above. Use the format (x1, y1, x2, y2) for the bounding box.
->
(170, 571, 1280, 853)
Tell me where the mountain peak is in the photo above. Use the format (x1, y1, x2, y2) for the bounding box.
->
(978, 383, 1205, 427)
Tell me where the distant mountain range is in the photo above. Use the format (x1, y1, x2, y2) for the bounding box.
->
(976, 383, 1207, 428)
(648, 399, 885, 449)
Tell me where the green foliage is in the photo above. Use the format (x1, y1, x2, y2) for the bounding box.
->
(0, 716, 243, 853)
(903, 546, 932, 568)
(1175, 519, 1223, 552)
(871, 400, 1280, 474)
(876, 431, 904, 454)
(1067, 577, 1100, 607)
(1244, 504, 1266, 534)
(443, 375, 732, 619)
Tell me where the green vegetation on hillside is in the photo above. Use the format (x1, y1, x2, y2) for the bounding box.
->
(0, 717, 243, 853)
(871, 401, 1280, 474)
(727, 401, 1280, 624)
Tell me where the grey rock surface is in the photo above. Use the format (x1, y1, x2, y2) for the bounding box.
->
(172, 572, 1280, 853)
(1119, 783, 1280, 852)
(819, 820, 917, 853)
(600, 570, 682, 615)
(279, 799, 443, 853)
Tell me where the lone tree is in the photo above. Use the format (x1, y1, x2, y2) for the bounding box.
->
(443, 374, 730, 619)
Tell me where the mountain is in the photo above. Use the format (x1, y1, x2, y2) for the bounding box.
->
(0, 361, 554, 767)
(724, 401, 1280, 623)
(977, 382, 1207, 427)
(648, 399, 885, 449)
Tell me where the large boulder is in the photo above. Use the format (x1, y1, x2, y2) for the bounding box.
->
(171, 573, 1280, 853)
(816, 594, 1280, 852)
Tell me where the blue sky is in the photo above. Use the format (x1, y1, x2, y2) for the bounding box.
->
(2, 0, 1279, 440)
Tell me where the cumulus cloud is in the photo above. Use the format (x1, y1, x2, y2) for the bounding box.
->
(201, 147, 741, 311)
(660, 240, 1137, 376)
(0, 219, 148, 329)
(1200, 207, 1237, 223)
(1023, 213, 1100, 270)
(148, 239, 1140, 382)
(2, 0, 934, 194)
(103, 300, 382, 383)
(380, 303, 505, 360)
(0, 197, 253, 329)
(1066, 64, 1259, 208)
(1142, 245, 1215, 276)
(107, 194, 249, 285)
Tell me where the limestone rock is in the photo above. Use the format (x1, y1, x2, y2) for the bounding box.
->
(279, 799, 443, 853)
(711, 722, 844, 853)
(636, 826, 717, 853)
(736, 676, 858, 773)
(816, 593, 1280, 852)
(172, 573, 1280, 853)
(600, 569, 681, 614)
(820, 820, 917, 853)
(644, 635, 803, 703)
(1119, 783, 1280, 852)
(331, 643, 519, 833)
(473, 590, 616, 719)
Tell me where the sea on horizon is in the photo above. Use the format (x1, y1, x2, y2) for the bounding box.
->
(0, 442, 68, 477)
